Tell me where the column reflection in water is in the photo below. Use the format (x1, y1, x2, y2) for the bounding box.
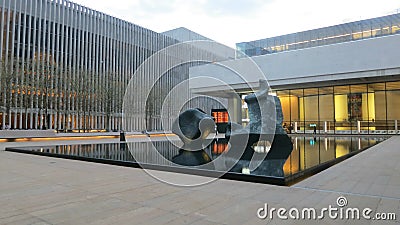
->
(324, 138, 328, 151)
(38, 143, 135, 162)
(320, 137, 335, 164)
(283, 137, 381, 177)
(26, 137, 382, 179)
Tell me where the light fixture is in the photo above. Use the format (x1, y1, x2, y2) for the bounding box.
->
(253, 140, 272, 153)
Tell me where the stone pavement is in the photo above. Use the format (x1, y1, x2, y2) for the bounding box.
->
(0, 137, 399, 224)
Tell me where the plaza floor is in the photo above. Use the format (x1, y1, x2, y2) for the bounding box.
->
(0, 136, 399, 224)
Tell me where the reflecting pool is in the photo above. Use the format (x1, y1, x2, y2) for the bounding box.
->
(6, 136, 386, 185)
(283, 137, 384, 177)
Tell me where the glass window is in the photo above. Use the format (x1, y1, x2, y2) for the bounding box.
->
(319, 86, 333, 95)
(352, 31, 362, 40)
(386, 90, 400, 121)
(334, 85, 350, 94)
(371, 83, 387, 128)
(368, 83, 385, 92)
(319, 87, 334, 130)
(303, 88, 319, 132)
(303, 88, 319, 97)
(276, 90, 290, 96)
(362, 27, 372, 39)
(349, 84, 367, 122)
(289, 89, 304, 97)
(288, 89, 302, 125)
(334, 86, 350, 129)
(382, 26, 391, 35)
(290, 89, 305, 132)
(277, 90, 292, 125)
(350, 84, 367, 94)
(386, 81, 400, 91)
(288, 90, 300, 124)
(371, 28, 381, 37)
(392, 25, 400, 34)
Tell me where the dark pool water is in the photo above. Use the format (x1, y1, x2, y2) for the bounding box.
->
(6, 136, 386, 185)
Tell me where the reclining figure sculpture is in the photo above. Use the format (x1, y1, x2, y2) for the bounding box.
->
(171, 108, 215, 166)
(171, 80, 293, 176)
(226, 79, 293, 176)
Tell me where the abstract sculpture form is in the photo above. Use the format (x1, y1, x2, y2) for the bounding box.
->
(170, 80, 293, 176)
(226, 79, 293, 177)
(171, 108, 215, 166)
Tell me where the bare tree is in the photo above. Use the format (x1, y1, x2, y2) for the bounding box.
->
(84, 69, 91, 131)
(21, 59, 35, 129)
(101, 72, 123, 131)
(0, 58, 16, 129)
(145, 75, 174, 131)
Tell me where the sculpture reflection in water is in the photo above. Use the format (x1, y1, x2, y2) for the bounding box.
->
(171, 108, 215, 167)
(170, 80, 293, 177)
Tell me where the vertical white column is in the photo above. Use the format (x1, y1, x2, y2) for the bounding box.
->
(294, 121, 298, 133)
(38, 0, 44, 130)
(324, 121, 328, 134)
(228, 95, 242, 124)
(357, 120, 361, 134)
(0, 1, 5, 129)
(0, 0, 5, 62)
(5, 0, 12, 128)
(11, 0, 17, 129)
(29, 1, 39, 129)
(50, 0, 56, 130)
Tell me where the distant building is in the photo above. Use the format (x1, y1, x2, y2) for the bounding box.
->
(237, 13, 400, 57)
(0, 0, 231, 131)
(191, 13, 400, 134)
(163, 27, 212, 43)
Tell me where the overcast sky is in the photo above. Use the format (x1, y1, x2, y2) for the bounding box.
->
(72, 0, 400, 48)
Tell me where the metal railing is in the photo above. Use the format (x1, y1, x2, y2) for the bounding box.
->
(283, 120, 399, 135)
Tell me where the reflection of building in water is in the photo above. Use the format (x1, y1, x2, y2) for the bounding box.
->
(128, 141, 181, 165)
(283, 137, 379, 176)
(212, 141, 229, 155)
(28, 137, 381, 179)
(212, 109, 229, 133)
(41, 143, 135, 162)
(38, 141, 183, 164)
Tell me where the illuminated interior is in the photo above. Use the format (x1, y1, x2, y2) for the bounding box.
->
(240, 81, 400, 133)
(211, 109, 229, 133)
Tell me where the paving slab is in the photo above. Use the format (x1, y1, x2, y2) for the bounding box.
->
(0, 136, 399, 224)
(294, 136, 400, 200)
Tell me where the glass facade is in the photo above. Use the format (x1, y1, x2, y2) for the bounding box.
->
(0, 0, 179, 131)
(264, 81, 400, 134)
(0, 0, 226, 132)
(240, 81, 400, 134)
(237, 13, 400, 57)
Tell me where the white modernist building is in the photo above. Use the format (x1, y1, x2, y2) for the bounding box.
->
(190, 14, 400, 134)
